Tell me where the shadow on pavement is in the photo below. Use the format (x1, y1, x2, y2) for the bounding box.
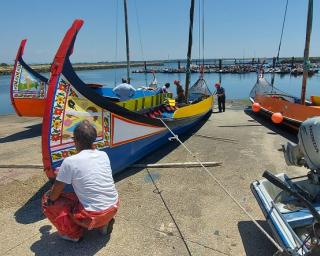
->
(114, 112, 211, 182)
(14, 113, 211, 224)
(0, 123, 42, 143)
(244, 107, 298, 143)
(14, 181, 51, 224)
(30, 225, 110, 256)
(238, 220, 277, 256)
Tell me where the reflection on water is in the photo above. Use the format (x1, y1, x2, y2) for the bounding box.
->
(1, 67, 320, 115)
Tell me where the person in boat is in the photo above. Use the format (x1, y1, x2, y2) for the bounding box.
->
(174, 80, 186, 103)
(161, 82, 171, 94)
(113, 78, 136, 101)
(215, 82, 225, 112)
(42, 120, 119, 242)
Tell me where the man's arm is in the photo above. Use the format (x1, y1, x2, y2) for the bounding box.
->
(49, 180, 66, 201)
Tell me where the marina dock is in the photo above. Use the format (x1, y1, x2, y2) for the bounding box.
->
(0, 101, 305, 255)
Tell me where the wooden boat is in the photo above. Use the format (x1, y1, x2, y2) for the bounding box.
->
(249, 0, 319, 131)
(251, 171, 320, 255)
(10, 39, 49, 117)
(9, 42, 158, 117)
(41, 19, 213, 178)
(249, 77, 320, 130)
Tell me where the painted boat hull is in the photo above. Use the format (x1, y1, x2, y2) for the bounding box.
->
(249, 77, 320, 130)
(105, 112, 209, 175)
(10, 40, 48, 117)
(41, 20, 213, 178)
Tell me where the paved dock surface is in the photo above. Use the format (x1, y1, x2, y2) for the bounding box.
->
(0, 103, 304, 256)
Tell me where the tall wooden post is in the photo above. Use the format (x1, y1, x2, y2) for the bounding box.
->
(123, 0, 131, 83)
(185, 0, 195, 103)
(301, 0, 313, 105)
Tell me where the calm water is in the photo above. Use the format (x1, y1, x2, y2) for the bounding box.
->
(1, 67, 320, 115)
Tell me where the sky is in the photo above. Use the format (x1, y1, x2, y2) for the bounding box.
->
(1, 0, 320, 64)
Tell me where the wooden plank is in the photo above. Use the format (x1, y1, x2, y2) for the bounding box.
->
(130, 162, 222, 168)
(0, 161, 222, 170)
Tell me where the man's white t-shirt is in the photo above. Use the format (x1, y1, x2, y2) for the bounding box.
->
(56, 149, 118, 212)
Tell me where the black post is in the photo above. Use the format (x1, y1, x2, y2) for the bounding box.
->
(291, 56, 295, 68)
(301, 0, 313, 105)
(219, 59, 222, 70)
(185, 0, 195, 103)
(178, 60, 181, 69)
(272, 57, 276, 68)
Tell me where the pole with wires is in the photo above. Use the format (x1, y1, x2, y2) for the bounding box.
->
(114, 0, 119, 87)
(301, 0, 313, 105)
(272, 0, 289, 88)
(123, 0, 131, 84)
(185, 0, 195, 103)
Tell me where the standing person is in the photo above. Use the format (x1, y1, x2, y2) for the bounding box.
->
(42, 120, 119, 242)
(113, 78, 136, 101)
(161, 82, 171, 94)
(215, 83, 226, 112)
(174, 80, 186, 103)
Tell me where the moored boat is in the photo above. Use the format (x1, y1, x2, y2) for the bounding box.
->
(249, 77, 320, 130)
(41, 20, 213, 179)
(10, 39, 49, 117)
(249, 0, 319, 131)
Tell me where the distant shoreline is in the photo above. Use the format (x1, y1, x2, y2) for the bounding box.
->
(0, 61, 164, 76)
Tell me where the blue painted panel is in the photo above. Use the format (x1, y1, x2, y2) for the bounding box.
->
(94, 87, 157, 99)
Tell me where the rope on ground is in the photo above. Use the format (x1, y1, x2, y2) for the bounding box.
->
(118, 215, 230, 255)
(146, 169, 193, 256)
(158, 118, 284, 253)
(0, 164, 43, 169)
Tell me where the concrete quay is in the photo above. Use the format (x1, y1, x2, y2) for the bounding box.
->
(0, 102, 304, 255)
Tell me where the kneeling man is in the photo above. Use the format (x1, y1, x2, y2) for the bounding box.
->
(42, 120, 119, 242)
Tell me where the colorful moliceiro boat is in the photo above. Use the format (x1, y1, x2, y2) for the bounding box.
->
(249, 76, 320, 130)
(10, 39, 49, 117)
(249, 0, 320, 131)
(42, 20, 213, 179)
(9, 40, 159, 117)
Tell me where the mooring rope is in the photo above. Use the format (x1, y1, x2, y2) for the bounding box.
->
(158, 118, 284, 252)
(146, 169, 193, 256)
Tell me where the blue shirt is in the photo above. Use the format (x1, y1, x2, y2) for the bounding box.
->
(113, 83, 136, 101)
(216, 87, 225, 97)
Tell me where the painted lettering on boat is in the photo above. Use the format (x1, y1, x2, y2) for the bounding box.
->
(309, 125, 319, 153)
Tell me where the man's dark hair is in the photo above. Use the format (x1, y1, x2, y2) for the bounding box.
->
(122, 78, 127, 83)
(73, 120, 97, 149)
(165, 83, 170, 88)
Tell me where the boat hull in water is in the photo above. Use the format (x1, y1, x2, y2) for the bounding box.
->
(10, 40, 49, 117)
(249, 77, 320, 130)
(41, 20, 213, 179)
(251, 173, 320, 255)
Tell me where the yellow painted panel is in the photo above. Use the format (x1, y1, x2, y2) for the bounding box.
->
(173, 96, 213, 119)
(117, 92, 174, 111)
(311, 96, 320, 106)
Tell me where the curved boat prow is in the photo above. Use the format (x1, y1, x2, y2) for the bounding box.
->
(42, 19, 213, 180)
(10, 39, 48, 117)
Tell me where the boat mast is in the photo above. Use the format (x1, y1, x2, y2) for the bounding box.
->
(123, 0, 131, 83)
(300, 0, 313, 105)
(185, 0, 195, 103)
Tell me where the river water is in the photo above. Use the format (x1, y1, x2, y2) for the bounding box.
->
(1, 66, 320, 115)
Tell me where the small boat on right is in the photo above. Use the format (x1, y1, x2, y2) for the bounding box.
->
(249, 0, 320, 131)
